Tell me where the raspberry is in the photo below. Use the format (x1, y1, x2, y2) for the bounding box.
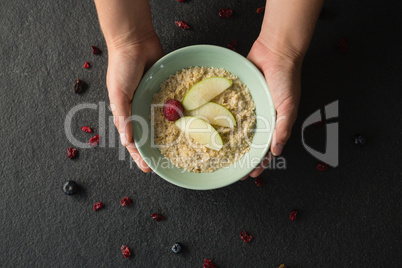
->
(175, 21, 190, 30)
(240, 230, 253, 243)
(83, 61, 90, 68)
(93, 202, 104, 211)
(120, 197, 133, 206)
(289, 209, 298, 221)
(89, 135, 100, 146)
(81, 126, 92, 133)
(121, 245, 131, 258)
(151, 213, 165, 222)
(67, 148, 77, 159)
(219, 9, 233, 19)
(163, 99, 184, 121)
(91, 46, 101, 55)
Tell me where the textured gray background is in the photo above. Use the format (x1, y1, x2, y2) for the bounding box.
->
(1, 0, 401, 267)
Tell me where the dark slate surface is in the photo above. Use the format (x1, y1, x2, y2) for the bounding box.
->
(1, 0, 401, 267)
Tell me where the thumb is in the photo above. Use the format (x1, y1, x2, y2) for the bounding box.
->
(109, 91, 133, 146)
(271, 103, 298, 156)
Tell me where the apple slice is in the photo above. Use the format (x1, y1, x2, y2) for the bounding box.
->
(185, 102, 236, 128)
(182, 77, 232, 110)
(175, 116, 223, 151)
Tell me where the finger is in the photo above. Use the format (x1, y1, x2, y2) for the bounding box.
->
(127, 143, 152, 173)
(249, 152, 273, 178)
(271, 104, 298, 156)
(240, 175, 249, 181)
(109, 91, 133, 146)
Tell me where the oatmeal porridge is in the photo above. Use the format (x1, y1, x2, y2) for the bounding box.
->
(151, 66, 256, 172)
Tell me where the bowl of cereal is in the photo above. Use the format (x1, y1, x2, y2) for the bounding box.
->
(132, 45, 275, 190)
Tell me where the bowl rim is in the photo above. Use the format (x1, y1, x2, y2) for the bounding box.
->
(133, 44, 276, 190)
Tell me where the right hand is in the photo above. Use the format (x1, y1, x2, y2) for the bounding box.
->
(106, 34, 164, 172)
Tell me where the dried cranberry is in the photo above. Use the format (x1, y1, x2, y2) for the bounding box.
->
(177, 0, 185, 2)
(256, 6, 265, 14)
(175, 21, 190, 30)
(219, 9, 233, 19)
(120, 197, 133, 206)
(93, 201, 104, 211)
(67, 148, 77, 159)
(317, 162, 329, 171)
(151, 213, 165, 221)
(163, 99, 184, 121)
(337, 38, 349, 54)
(203, 259, 218, 268)
(227, 38, 237, 51)
(312, 120, 324, 127)
(83, 61, 90, 68)
(289, 209, 298, 221)
(240, 230, 253, 243)
(121, 245, 131, 258)
(81, 126, 92, 133)
(91, 46, 101, 55)
(89, 135, 100, 146)
(73, 78, 87, 94)
(255, 177, 263, 187)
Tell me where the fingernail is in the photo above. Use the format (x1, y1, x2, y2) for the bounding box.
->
(120, 133, 128, 146)
(273, 143, 284, 156)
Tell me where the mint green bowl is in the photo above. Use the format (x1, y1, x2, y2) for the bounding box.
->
(132, 45, 275, 190)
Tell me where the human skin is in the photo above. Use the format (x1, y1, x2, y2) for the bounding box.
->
(94, 0, 323, 176)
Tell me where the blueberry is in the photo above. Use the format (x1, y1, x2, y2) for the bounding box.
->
(354, 134, 367, 146)
(63, 180, 79, 195)
(171, 243, 182, 254)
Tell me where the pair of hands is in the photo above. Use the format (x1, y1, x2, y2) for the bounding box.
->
(107, 33, 301, 179)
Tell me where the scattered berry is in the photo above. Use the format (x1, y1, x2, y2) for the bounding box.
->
(63, 180, 79, 195)
(255, 177, 263, 187)
(312, 120, 324, 127)
(91, 46, 101, 55)
(151, 213, 165, 222)
(72, 78, 87, 94)
(93, 201, 104, 211)
(240, 230, 253, 243)
(289, 209, 298, 221)
(67, 147, 77, 159)
(175, 21, 190, 30)
(89, 135, 100, 146)
(81, 126, 92, 133)
(219, 9, 233, 19)
(171, 243, 182, 254)
(316, 162, 329, 171)
(227, 38, 237, 51)
(163, 99, 184, 121)
(83, 61, 90, 69)
(121, 245, 131, 258)
(256, 6, 265, 14)
(177, 0, 185, 2)
(279, 265, 287, 268)
(120, 197, 133, 206)
(337, 38, 349, 54)
(354, 134, 366, 146)
(203, 259, 218, 268)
